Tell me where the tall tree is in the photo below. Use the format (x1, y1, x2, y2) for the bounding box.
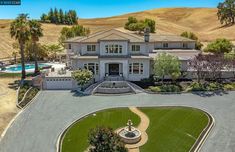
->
(29, 20, 43, 74)
(48, 8, 54, 23)
(181, 31, 203, 50)
(54, 8, 59, 24)
(59, 9, 64, 24)
(154, 53, 181, 83)
(217, 0, 235, 25)
(10, 14, 30, 79)
(204, 38, 233, 54)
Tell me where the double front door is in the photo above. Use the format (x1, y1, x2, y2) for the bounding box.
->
(109, 64, 119, 76)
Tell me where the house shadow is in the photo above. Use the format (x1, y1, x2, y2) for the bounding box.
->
(192, 90, 228, 97)
(71, 90, 91, 97)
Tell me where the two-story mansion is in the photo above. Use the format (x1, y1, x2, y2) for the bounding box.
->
(65, 29, 199, 82)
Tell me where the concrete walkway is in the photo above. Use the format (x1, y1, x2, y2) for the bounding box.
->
(0, 91, 235, 152)
(127, 107, 150, 152)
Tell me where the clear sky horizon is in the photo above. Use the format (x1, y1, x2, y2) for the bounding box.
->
(0, 0, 223, 19)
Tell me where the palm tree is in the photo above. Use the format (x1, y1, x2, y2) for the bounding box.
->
(29, 20, 43, 74)
(10, 14, 30, 79)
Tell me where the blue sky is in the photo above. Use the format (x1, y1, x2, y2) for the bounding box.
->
(0, 0, 223, 19)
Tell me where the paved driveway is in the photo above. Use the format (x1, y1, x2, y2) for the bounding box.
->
(0, 91, 235, 152)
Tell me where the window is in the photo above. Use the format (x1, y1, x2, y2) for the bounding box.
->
(84, 63, 99, 75)
(105, 45, 122, 54)
(131, 45, 140, 52)
(182, 43, 188, 48)
(163, 43, 168, 48)
(87, 45, 96, 51)
(129, 63, 144, 74)
(68, 44, 71, 49)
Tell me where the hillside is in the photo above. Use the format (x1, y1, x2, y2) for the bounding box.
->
(1, 7, 235, 59)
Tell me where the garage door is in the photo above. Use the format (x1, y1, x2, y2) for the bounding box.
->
(44, 77, 74, 90)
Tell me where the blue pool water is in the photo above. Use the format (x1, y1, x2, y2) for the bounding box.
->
(5, 63, 49, 72)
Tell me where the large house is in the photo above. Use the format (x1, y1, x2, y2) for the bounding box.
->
(64, 29, 199, 82)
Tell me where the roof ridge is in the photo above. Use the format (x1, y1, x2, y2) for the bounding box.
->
(98, 33, 129, 40)
(79, 29, 114, 42)
(114, 29, 144, 40)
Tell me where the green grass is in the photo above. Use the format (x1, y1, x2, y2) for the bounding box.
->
(140, 107, 209, 152)
(61, 107, 209, 152)
(61, 108, 141, 152)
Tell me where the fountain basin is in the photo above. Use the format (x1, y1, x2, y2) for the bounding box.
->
(118, 126, 141, 144)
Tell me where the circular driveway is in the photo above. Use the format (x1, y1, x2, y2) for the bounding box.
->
(0, 91, 235, 152)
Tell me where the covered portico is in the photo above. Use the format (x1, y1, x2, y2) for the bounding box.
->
(100, 59, 128, 80)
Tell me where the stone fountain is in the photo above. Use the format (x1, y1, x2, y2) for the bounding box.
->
(118, 119, 141, 144)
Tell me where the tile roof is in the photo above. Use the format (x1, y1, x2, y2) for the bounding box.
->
(65, 29, 195, 43)
(149, 49, 200, 60)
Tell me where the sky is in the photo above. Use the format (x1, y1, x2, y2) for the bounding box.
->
(0, 0, 223, 19)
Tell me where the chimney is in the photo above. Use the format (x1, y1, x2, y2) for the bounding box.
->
(144, 27, 150, 42)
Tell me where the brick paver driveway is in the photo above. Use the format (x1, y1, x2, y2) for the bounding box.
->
(0, 91, 235, 152)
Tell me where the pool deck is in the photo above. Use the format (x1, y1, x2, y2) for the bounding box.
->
(2, 63, 65, 73)
(0, 91, 235, 152)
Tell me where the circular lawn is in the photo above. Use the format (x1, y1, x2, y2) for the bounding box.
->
(60, 107, 209, 152)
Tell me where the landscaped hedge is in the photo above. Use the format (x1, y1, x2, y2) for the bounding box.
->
(19, 87, 39, 108)
(147, 82, 235, 93)
(18, 85, 30, 101)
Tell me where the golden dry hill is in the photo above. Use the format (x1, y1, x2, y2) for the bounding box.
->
(0, 7, 235, 59)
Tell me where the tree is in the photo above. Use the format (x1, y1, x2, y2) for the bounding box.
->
(217, 0, 235, 25)
(144, 18, 156, 33)
(125, 17, 156, 33)
(10, 14, 30, 79)
(12, 51, 18, 64)
(180, 31, 203, 50)
(29, 20, 43, 74)
(59, 9, 64, 24)
(45, 44, 63, 61)
(88, 126, 127, 152)
(154, 53, 181, 83)
(204, 38, 233, 54)
(124, 17, 138, 29)
(58, 25, 90, 45)
(188, 54, 208, 83)
(205, 54, 226, 80)
(72, 69, 93, 91)
(54, 8, 59, 24)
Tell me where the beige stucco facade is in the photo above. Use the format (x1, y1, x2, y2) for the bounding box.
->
(65, 29, 198, 81)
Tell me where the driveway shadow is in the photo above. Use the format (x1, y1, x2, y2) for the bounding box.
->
(71, 90, 90, 97)
(192, 90, 228, 97)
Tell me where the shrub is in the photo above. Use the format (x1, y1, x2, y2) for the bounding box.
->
(149, 86, 161, 92)
(206, 82, 223, 91)
(187, 82, 206, 92)
(160, 84, 181, 93)
(18, 85, 30, 101)
(223, 84, 234, 91)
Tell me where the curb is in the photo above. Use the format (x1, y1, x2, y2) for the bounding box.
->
(0, 91, 41, 141)
(56, 106, 214, 152)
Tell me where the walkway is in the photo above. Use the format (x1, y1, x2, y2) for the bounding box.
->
(127, 107, 150, 152)
(0, 91, 235, 152)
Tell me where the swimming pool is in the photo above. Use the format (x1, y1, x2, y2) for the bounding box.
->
(4, 63, 50, 73)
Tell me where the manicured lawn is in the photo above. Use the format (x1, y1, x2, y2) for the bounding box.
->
(61, 108, 141, 152)
(140, 107, 209, 152)
(61, 107, 209, 152)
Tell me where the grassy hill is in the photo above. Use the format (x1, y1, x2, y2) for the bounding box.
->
(0, 7, 235, 59)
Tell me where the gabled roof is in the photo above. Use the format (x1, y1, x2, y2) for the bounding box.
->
(65, 29, 195, 43)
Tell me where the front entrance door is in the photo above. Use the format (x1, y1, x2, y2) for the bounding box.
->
(109, 64, 119, 75)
